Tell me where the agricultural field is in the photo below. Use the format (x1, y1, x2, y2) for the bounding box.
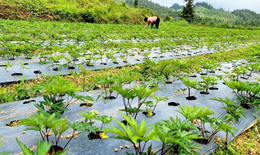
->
(0, 19, 260, 154)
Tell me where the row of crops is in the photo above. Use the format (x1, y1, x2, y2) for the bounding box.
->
(0, 19, 260, 154)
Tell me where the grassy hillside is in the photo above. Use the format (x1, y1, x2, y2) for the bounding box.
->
(195, 6, 239, 23)
(0, 0, 154, 24)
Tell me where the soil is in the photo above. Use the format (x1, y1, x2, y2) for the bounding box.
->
(6, 120, 21, 127)
(240, 104, 251, 109)
(142, 111, 155, 117)
(11, 73, 23, 76)
(88, 131, 102, 140)
(186, 96, 197, 100)
(48, 145, 64, 155)
(165, 81, 173, 84)
(168, 102, 180, 106)
(23, 100, 36, 104)
(79, 103, 93, 107)
(121, 120, 129, 125)
(104, 96, 116, 100)
(68, 66, 76, 70)
(228, 128, 260, 155)
(209, 87, 219, 90)
(33, 70, 42, 74)
(200, 91, 210, 94)
(193, 138, 210, 145)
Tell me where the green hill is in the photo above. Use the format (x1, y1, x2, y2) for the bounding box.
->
(232, 9, 260, 21)
(170, 3, 182, 10)
(194, 6, 239, 24)
(125, 0, 180, 18)
(0, 0, 154, 24)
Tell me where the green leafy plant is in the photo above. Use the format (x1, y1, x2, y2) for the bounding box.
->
(144, 94, 167, 117)
(95, 73, 118, 99)
(177, 105, 237, 143)
(34, 76, 93, 116)
(79, 112, 111, 139)
(19, 112, 84, 153)
(211, 97, 245, 122)
(103, 112, 159, 155)
(5, 61, 29, 74)
(179, 77, 201, 100)
(153, 116, 202, 154)
(199, 76, 219, 94)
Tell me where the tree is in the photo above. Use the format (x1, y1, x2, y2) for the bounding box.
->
(134, 0, 138, 7)
(181, 0, 195, 23)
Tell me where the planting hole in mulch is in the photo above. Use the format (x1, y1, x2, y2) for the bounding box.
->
(136, 59, 140, 61)
(0, 65, 7, 67)
(152, 57, 157, 59)
(68, 66, 75, 70)
(11, 73, 23, 76)
(87, 64, 94, 67)
(88, 131, 102, 140)
(142, 111, 155, 117)
(53, 67, 60, 71)
(34, 70, 41, 74)
(100, 63, 107, 65)
(160, 56, 165, 58)
(59, 94, 66, 98)
(166, 81, 173, 84)
(121, 120, 129, 126)
(190, 75, 197, 77)
(168, 102, 180, 106)
(241, 104, 251, 109)
(79, 103, 93, 107)
(104, 96, 116, 100)
(200, 91, 210, 95)
(209, 71, 215, 73)
(54, 61, 60, 63)
(6, 120, 21, 127)
(23, 63, 29, 65)
(23, 100, 36, 104)
(193, 138, 210, 145)
(113, 62, 119, 64)
(200, 73, 207, 75)
(25, 57, 32, 59)
(209, 87, 219, 90)
(48, 145, 64, 155)
(186, 96, 197, 100)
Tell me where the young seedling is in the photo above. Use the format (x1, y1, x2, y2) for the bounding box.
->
(5, 61, 29, 76)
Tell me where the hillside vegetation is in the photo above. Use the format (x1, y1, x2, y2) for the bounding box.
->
(0, 0, 153, 24)
(125, 0, 180, 18)
(194, 2, 260, 27)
